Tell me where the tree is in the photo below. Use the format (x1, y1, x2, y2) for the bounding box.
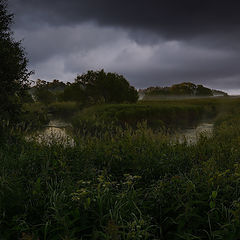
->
(196, 85, 213, 96)
(171, 82, 197, 96)
(74, 69, 138, 104)
(0, 0, 31, 123)
(143, 82, 215, 97)
(34, 79, 56, 105)
(59, 83, 86, 102)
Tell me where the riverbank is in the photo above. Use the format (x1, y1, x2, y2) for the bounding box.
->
(2, 112, 240, 239)
(28, 118, 214, 146)
(2, 97, 240, 239)
(22, 96, 240, 134)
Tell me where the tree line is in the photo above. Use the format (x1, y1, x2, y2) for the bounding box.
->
(140, 82, 228, 98)
(33, 70, 139, 106)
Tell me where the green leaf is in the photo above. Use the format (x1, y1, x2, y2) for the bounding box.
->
(210, 201, 215, 209)
(211, 191, 218, 199)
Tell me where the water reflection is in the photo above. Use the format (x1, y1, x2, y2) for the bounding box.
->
(27, 120, 214, 146)
(27, 120, 75, 147)
(175, 123, 214, 144)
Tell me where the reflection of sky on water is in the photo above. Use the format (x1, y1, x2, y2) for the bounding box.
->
(175, 123, 214, 144)
(37, 127, 75, 147)
(26, 120, 75, 147)
(27, 119, 213, 146)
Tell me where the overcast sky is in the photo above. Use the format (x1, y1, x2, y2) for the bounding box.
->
(7, 0, 240, 93)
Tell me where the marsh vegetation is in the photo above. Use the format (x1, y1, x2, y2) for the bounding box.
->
(2, 96, 240, 239)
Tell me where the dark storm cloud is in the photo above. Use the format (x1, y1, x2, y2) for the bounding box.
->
(7, 0, 240, 93)
(9, 0, 240, 38)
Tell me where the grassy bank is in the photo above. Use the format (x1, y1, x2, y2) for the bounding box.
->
(71, 102, 213, 133)
(71, 97, 240, 133)
(22, 97, 240, 133)
(2, 108, 240, 239)
(47, 101, 80, 120)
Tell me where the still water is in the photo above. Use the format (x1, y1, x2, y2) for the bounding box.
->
(27, 120, 75, 147)
(27, 120, 214, 146)
(174, 123, 214, 144)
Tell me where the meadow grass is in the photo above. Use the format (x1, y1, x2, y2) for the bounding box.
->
(2, 97, 240, 239)
(2, 106, 240, 239)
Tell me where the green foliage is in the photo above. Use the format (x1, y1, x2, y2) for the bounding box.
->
(71, 99, 218, 133)
(196, 84, 213, 96)
(0, 0, 31, 123)
(1, 112, 240, 238)
(35, 88, 56, 105)
(33, 79, 58, 105)
(141, 82, 226, 99)
(73, 69, 139, 104)
(21, 91, 34, 103)
(48, 101, 80, 119)
(2, 97, 240, 239)
(30, 71, 138, 106)
(58, 82, 86, 103)
(20, 103, 49, 131)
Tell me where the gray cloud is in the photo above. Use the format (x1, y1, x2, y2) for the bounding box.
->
(7, 0, 240, 93)
(14, 23, 128, 64)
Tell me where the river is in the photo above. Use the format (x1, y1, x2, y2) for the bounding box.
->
(27, 120, 214, 146)
(26, 120, 75, 147)
(173, 122, 214, 144)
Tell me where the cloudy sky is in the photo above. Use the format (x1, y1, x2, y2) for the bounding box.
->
(7, 0, 240, 93)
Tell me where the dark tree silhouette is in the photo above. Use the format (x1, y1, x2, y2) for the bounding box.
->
(0, 0, 32, 123)
(142, 82, 215, 97)
(74, 69, 138, 104)
(59, 83, 86, 102)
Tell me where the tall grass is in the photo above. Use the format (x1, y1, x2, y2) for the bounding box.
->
(48, 101, 80, 120)
(21, 103, 49, 131)
(2, 107, 240, 238)
(71, 97, 240, 134)
(71, 103, 212, 134)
